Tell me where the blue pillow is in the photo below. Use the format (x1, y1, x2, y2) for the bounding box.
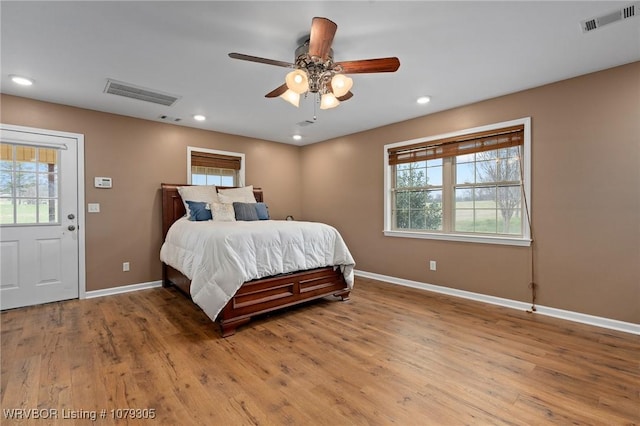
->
(254, 202, 269, 220)
(185, 201, 212, 221)
(233, 202, 259, 221)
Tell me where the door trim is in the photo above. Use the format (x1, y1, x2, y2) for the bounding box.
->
(0, 123, 86, 300)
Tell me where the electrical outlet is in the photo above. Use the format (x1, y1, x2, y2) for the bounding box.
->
(122, 262, 130, 272)
(429, 260, 437, 271)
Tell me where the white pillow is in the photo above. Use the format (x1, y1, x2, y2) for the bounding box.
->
(217, 185, 257, 204)
(177, 185, 219, 217)
(211, 202, 236, 222)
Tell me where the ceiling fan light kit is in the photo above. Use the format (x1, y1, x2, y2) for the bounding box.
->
(229, 17, 400, 111)
(280, 89, 301, 107)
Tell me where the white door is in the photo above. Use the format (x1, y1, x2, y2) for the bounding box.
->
(0, 126, 82, 309)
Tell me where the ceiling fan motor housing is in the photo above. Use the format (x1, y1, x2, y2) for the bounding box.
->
(294, 42, 336, 94)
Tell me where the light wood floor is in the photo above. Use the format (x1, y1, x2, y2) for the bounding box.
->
(1, 277, 638, 425)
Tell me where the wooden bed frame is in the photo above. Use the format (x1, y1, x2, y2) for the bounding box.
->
(161, 183, 351, 337)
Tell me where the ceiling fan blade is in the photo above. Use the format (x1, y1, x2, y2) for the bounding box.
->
(336, 91, 353, 102)
(265, 84, 288, 98)
(229, 53, 295, 69)
(308, 17, 337, 60)
(335, 57, 400, 74)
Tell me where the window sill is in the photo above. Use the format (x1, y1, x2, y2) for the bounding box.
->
(383, 230, 532, 247)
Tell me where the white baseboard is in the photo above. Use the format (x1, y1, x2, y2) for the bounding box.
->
(84, 280, 163, 299)
(354, 270, 640, 336)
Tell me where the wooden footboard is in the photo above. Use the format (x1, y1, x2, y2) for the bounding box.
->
(218, 266, 349, 337)
(163, 264, 349, 336)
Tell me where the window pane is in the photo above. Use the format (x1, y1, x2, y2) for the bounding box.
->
(409, 191, 426, 208)
(427, 165, 443, 186)
(456, 162, 475, 184)
(497, 186, 522, 234)
(455, 188, 472, 206)
(15, 173, 36, 197)
(475, 186, 496, 206)
(395, 209, 409, 229)
(221, 176, 234, 186)
(499, 158, 520, 181)
(16, 199, 37, 223)
(410, 209, 426, 229)
(0, 198, 14, 224)
(38, 173, 58, 198)
(38, 199, 58, 223)
(475, 209, 497, 233)
(191, 174, 206, 185)
(410, 168, 427, 186)
(395, 191, 409, 209)
(205, 175, 221, 185)
(0, 170, 12, 197)
(396, 169, 411, 188)
(454, 208, 474, 232)
(425, 190, 443, 230)
(476, 160, 498, 183)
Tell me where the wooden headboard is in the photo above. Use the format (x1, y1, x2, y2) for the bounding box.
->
(161, 183, 264, 239)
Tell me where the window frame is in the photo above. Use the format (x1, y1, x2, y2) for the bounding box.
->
(187, 146, 245, 187)
(383, 117, 531, 246)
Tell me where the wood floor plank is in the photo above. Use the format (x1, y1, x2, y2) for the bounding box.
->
(1, 277, 638, 425)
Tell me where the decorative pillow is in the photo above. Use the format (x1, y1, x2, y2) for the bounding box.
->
(217, 185, 256, 204)
(233, 202, 259, 221)
(177, 185, 218, 217)
(210, 202, 236, 222)
(185, 201, 212, 221)
(254, 202, 270, 220)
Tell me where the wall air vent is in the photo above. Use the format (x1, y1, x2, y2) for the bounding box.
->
(581, 2, 638, 33)
(104, 79, 181, 106)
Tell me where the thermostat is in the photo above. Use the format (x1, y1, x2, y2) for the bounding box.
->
(94, 177, 112, 188)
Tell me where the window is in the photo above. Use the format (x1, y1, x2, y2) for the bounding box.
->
(0, 143, 60, 225)
(384, 118, 531, 246)
(187, 147, 244, 187)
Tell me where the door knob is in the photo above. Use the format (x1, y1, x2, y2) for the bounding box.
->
(68, 213, 75, 220)
(68, 225, 76, 231)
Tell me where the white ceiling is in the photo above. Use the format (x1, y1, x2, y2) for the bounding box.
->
(1, 1, 638, 146)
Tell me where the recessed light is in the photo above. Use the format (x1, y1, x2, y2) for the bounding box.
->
(10, 75, 34, 86)
(193, 114, 206, 121)
(292, 135, 302, 141)
(417, 96, 431, 104)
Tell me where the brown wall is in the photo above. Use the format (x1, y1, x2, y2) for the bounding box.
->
(2, 62, 638, 323)
(301, 62, 640, 324)
(0, 95, 302, 291)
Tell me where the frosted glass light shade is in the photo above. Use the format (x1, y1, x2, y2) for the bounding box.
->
(285, 70, 309, 94)
(280, 89, 300, 107)
(331, 74, 353, 97)
(320, 93, 340, 110)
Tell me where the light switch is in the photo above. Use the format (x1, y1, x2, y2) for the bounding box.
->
(88, 203, 100, 213)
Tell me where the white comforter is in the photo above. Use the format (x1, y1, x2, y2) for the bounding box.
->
(160, 218, 355, 321)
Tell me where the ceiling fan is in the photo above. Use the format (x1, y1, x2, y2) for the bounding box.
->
(228, 17, 400, 110)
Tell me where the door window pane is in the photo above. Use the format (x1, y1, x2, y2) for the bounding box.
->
(0, 143, 60, 225)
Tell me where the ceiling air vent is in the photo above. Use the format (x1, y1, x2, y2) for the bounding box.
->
(296, 119, 315, 127)
(104, 79, 181, 106)
(158, 115, 182, 122)
(581, 2, 638, 33)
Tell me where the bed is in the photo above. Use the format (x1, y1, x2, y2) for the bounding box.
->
(160, 183, 355, 337)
